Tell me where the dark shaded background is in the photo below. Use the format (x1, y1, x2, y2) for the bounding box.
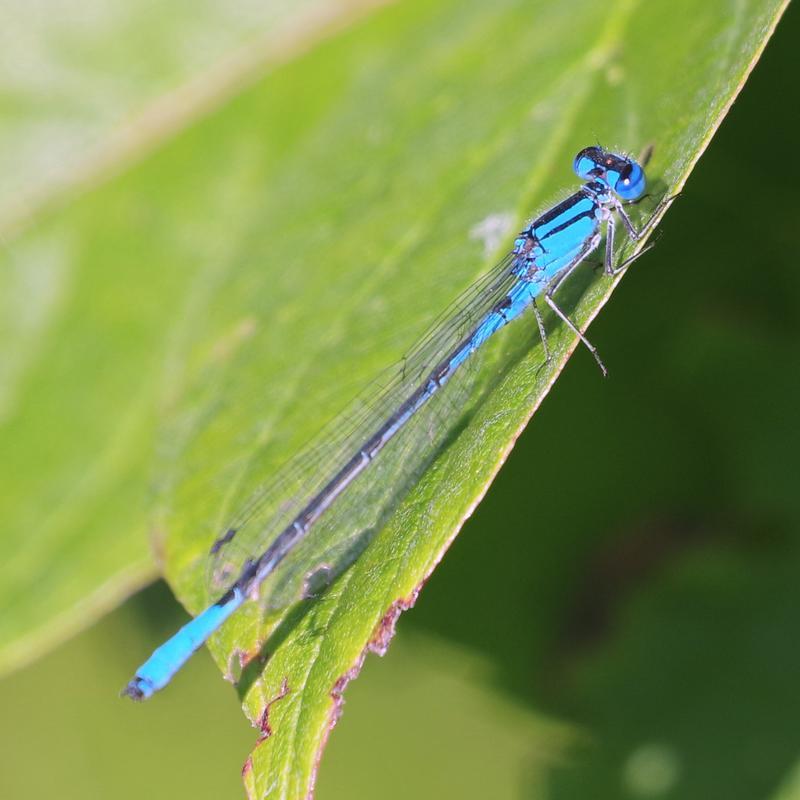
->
(1, 3, 798, 799)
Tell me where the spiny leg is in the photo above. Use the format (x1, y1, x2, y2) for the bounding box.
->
(541, 235, 607, 376)
(604, 184, 677, 275)
(529, 295, 551, 365)
(616, 190, 678, 242)
(544, 293, 607, 377)
(526, 222, 643, 376)
(603, 213, 655, 277)
(534, 217, 653, 377)
(606, 241, 655, 277)
(604, 214, 616, 275)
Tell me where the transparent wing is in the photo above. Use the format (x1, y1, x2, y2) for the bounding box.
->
(205, 251, 528, 609)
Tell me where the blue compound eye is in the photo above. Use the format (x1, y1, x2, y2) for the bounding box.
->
(614, 162, 646, 200)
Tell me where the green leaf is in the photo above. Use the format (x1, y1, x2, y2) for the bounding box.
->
(0, 0, 788, 795)
(150, 0, 785, 796)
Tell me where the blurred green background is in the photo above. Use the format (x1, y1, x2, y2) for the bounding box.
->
(1, 1, 799, 798)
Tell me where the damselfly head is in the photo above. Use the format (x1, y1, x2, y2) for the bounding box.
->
(573, 146, 646, 201)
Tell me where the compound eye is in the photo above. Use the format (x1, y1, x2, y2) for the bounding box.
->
(614, 162, 646, 200)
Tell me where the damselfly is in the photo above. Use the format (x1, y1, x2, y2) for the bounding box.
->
(124, 145, 669, 700)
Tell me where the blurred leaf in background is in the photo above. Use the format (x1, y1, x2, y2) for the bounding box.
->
(0, 0, 797, 798)
(0, 0, 381, 224)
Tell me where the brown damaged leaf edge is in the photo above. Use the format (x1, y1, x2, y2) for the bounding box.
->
(242, 678, 292, 779)
(228, 644, 266, 685)
(307, 583, 425, 800)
